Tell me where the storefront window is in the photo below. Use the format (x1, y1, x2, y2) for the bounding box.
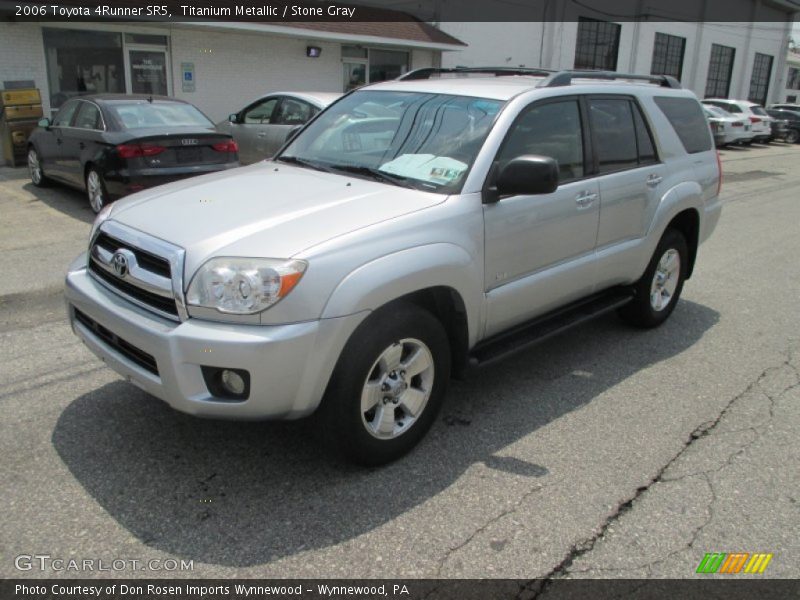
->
(43, 28, 125, 108)
(341, 46, 409, 92)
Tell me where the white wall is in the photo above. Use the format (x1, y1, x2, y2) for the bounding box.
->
(0, 22, 50, 115)
(439, 22, 546, 68)
(168, 26, 344, 122)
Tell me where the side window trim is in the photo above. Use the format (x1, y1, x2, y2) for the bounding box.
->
(488, 95, 592, 188)
(630, 98, 660, 165)
(73, 100, 106, 132)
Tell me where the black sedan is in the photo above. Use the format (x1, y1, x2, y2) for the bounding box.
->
(27, 94, 239, 212)
(766, 109, 800, 144)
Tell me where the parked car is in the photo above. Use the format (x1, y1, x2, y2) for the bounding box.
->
(702, 99, 773, 143)
(65, 69, 722, 465)
(28, 94, 239, 213)
(767, 103, 800, 112)
(766, 109, 800, 144)
(702, 104, 754, 146)
(768, 117, 790, 142)
(216, 92, 341, 164)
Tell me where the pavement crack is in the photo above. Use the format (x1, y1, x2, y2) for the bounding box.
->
(433, 481, 549, 577)
(522, 346, 795, 597)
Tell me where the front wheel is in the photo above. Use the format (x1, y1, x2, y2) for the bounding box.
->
(28, 147, 48, 187)
(785, 129, 800, 144)
(86, 168, 109, 214)
(319, 302, 451, 466)
(618, 228, 688, 328)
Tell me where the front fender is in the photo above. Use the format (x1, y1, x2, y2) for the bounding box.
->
(321, 243, 484, 347)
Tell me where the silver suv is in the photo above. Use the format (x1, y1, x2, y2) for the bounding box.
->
(65, 69, 722, 465)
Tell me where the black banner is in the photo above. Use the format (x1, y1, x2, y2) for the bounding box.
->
(3, 579, 800, 600)
(1, 0, 798, 22)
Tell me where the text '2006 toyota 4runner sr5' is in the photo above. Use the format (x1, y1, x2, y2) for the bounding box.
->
(66, 68, 722, 465)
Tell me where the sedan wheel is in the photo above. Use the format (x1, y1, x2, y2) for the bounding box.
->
(785, 129, 800, 144)
(28, 148, 46, 187)
(86, 169, 107, 213)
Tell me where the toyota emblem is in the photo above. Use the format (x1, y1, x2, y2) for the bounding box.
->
(112, 251, 129, 278)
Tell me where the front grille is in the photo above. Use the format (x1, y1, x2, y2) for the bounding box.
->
(89, 231, 179, 318)
(95, 232, 171, 278)
(74, 308, 159, 376)
(89, 261, 179, 316)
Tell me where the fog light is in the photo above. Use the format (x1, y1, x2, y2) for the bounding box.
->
(201, 366, 250, 401)
(221, 369, 245, 395)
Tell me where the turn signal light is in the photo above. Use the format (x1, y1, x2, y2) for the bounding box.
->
(212, 140, 239, 153)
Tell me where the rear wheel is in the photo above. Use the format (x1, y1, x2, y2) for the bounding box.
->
(319, 302, 451, 466)
(618, 228, 688, 328)
(785, 129, 800, 144)
(28, 147, 48, 187)
(86, 168, 108, 214)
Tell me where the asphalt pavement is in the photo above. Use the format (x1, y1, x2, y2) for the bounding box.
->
(1, 143, 798, 583)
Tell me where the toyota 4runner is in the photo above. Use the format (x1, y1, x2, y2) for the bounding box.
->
(65, 69, 723, 465)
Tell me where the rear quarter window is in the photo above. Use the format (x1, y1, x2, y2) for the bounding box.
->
(655, 97, 713, 154)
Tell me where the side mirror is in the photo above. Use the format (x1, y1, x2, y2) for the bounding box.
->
(38, 117, 52, 129)
(495, 155, 559, 198)
(228, 113, 238, 124)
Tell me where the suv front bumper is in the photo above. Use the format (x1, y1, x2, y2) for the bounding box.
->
(65, 253, 364, 420)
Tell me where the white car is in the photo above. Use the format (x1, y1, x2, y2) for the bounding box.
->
(702, 104, 754, 146)
(702, 99, 773, 143)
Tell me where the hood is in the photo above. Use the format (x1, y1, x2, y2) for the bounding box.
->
(108, 162, 445, 272)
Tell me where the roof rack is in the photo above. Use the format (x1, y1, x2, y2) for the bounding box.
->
(397, 67, 557, 80)
(540, 71, 682, 89)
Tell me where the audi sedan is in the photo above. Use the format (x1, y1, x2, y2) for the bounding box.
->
(216, 92, 340, 164)
(27, 94, 239, 213)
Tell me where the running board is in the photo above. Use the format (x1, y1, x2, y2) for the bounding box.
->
(469, 289, 634, 368)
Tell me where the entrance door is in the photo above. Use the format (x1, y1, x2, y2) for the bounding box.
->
(126, 47, 169, 96)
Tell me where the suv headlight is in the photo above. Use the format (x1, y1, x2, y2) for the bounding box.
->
(186, 257, 307, 314)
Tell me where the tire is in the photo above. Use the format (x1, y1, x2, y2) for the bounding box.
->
(785, 129, 800, 144)
(27, 147, 48, 187)
(85, 167, 109, 214)
(618, 228, 688, 329)
(319, 302, 451, 466)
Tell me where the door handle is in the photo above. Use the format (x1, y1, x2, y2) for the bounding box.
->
(575, 192, 597, 208)
(257, 132, 268, 138)
(79, 142, 85, 150)
(646, 174, 663, 187)
(56, 138, 62, 145)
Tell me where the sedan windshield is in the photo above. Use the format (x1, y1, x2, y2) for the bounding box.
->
(278, 90, 504, 193)
(108, 101, 214, 129)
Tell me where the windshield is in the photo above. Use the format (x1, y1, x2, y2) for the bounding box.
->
(109, 101, 214, 129)
(278, 90, 504, 193)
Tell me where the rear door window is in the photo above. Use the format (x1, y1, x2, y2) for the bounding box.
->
(274, 98, 315, 126)
(588, 97, 638, 174)
(655, 97, 713, 154)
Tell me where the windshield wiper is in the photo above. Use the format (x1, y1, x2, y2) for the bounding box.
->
(325, 164, 426, 189)
(275, 156, 336, 174)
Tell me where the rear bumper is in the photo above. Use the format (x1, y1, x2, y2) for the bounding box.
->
(65, 253, 366, 420)
(104, 162, 239, 197)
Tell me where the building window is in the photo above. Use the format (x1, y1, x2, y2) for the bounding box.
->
(788, 68, 800, 91)
(705, 43, 736, 98)
(748, 53, 773, 106)
(43, 28, 125, 108)
(574, 18, 621, 71)
(650, 33, 686, 81)
(341, 46, 408, 92)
